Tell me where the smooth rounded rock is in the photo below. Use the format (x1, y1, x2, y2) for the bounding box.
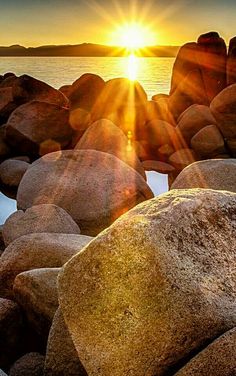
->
(0, 233, 93, 299)
(191, 124, 225, 157)
(171, 159, 236, 191)
(2, 204, 81, 246)
(58, 189, 236, 376)
(0, 159, 29, 188)
(17, 150, 153, 236)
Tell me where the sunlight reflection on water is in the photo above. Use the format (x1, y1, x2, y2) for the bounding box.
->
(0, 56, 174, 98)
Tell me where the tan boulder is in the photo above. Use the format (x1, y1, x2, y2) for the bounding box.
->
(17, 150, 153, 235)
(0, 233, 93, 299)
(2, 204, 81, 246)
(75, 119, 146, 179)
(6, 101, 73, 156)
(58, 189, 236, 376)
(174, 327, 236, 376)
(0, 159, 29, 188)
(171, 159, 236, 191)
(44, 308, 87, 376)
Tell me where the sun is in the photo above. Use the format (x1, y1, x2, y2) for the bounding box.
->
(112, 22, 156, 50)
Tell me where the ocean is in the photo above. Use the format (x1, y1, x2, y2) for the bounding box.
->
(0, 56, 174, 99)
(0, 56, 174, 224)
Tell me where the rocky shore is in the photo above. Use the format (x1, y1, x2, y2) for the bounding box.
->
(0, 31, 236, 375)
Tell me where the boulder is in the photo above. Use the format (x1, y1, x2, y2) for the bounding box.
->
(17, 150, 153, 235)
(0, 159, 29, 188)
(191, 124, 225, 157)
(170, 42, 199, 95)
(169, 69, 209, 120)
(58, 189, 236, 376)
(59, 84, 72, 98)
(75, 119, 146, 179)
(171, 159, 236, 191)
(177, 104, 217, 143)
(144, 119, 180, 149)
(0, 233, 93, 299)
(44, 308, 87, 376)
(0, 298, 23, 369)
(174, 327, 236, 376)
(141, 160, 175, 174)
(145, 99, 175, 125)
(0, 75, 17, 88)
(197, 32, 227, 102)
(9, 352, 45, 376)
(0, 126, 10, 161)
(12, 75, 68, 107)
(69, 108, 91, 131)
(2, 204, 81, 246)
(0, 87, 17, 124)
(69, 73, 105, 111)
(13, 268, 60, 338)
(5, 101, 73, 156)
(91, 78, 147, 122)
(210, 84, 236, 139)
(227, 37, 236, 86)
(169, 148, 196, 170)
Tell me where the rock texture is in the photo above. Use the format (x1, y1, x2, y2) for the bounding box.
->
(171, 159, 236, 192)
(75, 119, 146, 179)
(58, 189, 236, 376)
(13, 268, 60, 338)
(44, 308, 87, 376)
(174, 327, 236, 376)
(2, 204, 81, 246)
(0, 233, 93, 299)
(0, 159, 29, 188)
(17, 150, 153, 235)
(190, 124, 225, 157)
(6, 101, 73, 156)
(9, 352, 45, 376)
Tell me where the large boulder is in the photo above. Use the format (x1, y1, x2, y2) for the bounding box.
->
(17, 150, 153, 236)
(2, 204, 81, 246)
(210, 84, 236, 139)
(91, 78, 147, 122)
(190, 124, 225, 157)
(13, 268, 60, 338)
(75, 119, 146, 179)
(58, 189, 236, 376)
(197, 32, 227, 102)
(144, 119, 180, 150)
(5, 101, 73, 156)
(0, 159, 29, 189)
(44, 308, 87, 376)
(176, 104, 217, 144)
(227, 37, 236, 86)
(9, 352, 45, 376)
(69, 73, 105, 111)
(11, 75, 68, 107)
(171, 159, 236, 191)
(0, 298, 24, 370)
(174, 327, 236, 376)
(0, 233, 93, 299)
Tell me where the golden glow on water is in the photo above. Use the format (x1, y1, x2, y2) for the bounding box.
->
(127, 54, 139, 81)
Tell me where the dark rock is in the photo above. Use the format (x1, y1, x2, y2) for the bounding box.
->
(141, 160, 175, 174)
(227, 37, 236, 86)
(0, 88, 17, 124)
(59, 84, 72, 98)
(5, 101, 73, 156)
(9, 352, 44, 376)
(191, 124, 225, 157)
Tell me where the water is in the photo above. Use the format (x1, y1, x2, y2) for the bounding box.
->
(0, 56, 174, 99)
(0, 56, 172, 224)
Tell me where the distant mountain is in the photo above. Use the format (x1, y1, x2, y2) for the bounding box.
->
(0, 43, 179, 57)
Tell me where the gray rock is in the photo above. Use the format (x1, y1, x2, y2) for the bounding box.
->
(58, 189, 236, 376)
(17, 150, 153, 236)
(44, 308, 87, 376)
(171, 159, 236, 192)
(2, 204, 81, 246)
(174, 327, 236, 376)
(13, 268, 60, 338)
(0, 233, 93, 299)
(9, 352, 44, 376)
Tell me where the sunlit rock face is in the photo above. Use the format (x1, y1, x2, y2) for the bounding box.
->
(17, 149, 153, 236)
(58, 189, 236, 376)
(227, 37, 236, 86)
(171, 159, 236, 192)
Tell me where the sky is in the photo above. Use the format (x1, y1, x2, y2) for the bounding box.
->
(0, 0, 236, 47)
